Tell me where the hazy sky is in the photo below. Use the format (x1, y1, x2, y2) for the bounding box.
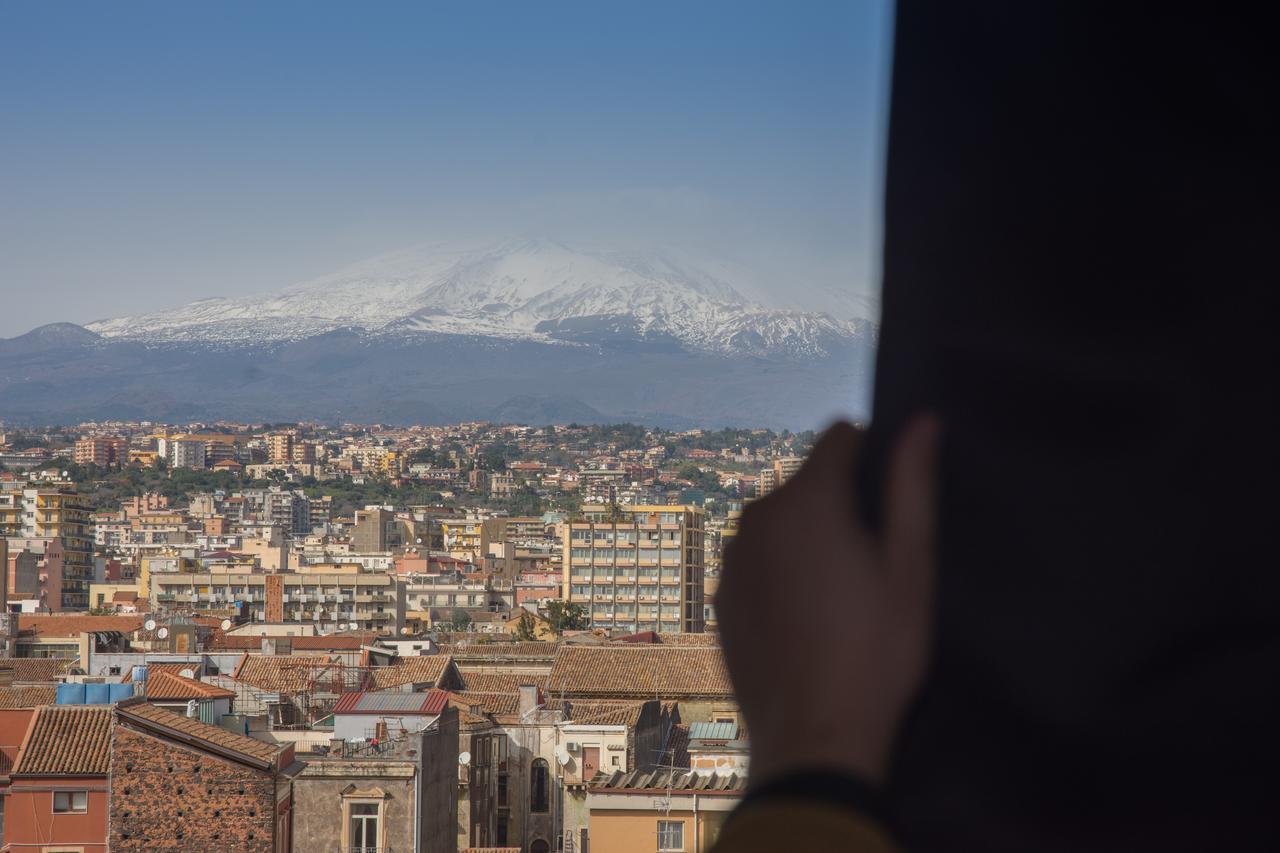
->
(0, 0, 891, 337)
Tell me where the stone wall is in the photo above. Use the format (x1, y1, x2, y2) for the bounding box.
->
(108, 725, 278, 852)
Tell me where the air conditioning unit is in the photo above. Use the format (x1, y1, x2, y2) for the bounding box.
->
(566, 741, 581, 753)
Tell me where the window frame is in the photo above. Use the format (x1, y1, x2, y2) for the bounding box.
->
(52, 790, 89, 814)
(657, 819, 685, 852)
(342, 796, 385, 853)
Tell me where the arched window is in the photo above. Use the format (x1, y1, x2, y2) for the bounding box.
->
(530, 758, 549, 813)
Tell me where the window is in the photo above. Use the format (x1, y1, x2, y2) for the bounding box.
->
(348, 802, 380, 853)
(530, 758, 550, 813)
(53, 790, 88, 813)
(657, 819, 684, 851)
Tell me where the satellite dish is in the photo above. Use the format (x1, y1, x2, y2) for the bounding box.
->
(400, 627, 412, 636)
(458, 751, 471, 766)
(179, 668, 196, 679)
(350, 622, 360, 631)
(556, 747, 571, 766)
(220, 619, 233, 630)
(157, 627, 169, 639)
(415, 538, 422, 544)
(144, 619, 157, 632)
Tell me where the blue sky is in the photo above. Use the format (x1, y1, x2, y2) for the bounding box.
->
(0, 0, 891, 336)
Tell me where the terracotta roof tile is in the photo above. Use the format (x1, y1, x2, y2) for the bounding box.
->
(439, 641, 558, 660)
(564, 700, 649, 728)
(209, 632, 378, 651)
(0, 685, 58, 709)
(231, 654, 345, 693)
(457, 670, 548, 693)
(366, 655, 459, 691)
(116, 700, 283, 766)
(548, 645, 732, 699)
(142, 670, 235, 701)
(122, 662, 198, 683)
(449, 691, 520, 716)
(12, 705, 113, 776)
(17, 614, 145, 638)
(0, 657, 73, 683)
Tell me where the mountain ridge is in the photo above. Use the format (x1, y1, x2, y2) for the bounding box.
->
(84, 238, 874, 361)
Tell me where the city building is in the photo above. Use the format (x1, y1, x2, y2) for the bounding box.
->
(3, 705, 113, 853)
(74, 436, 129, 466)
(108, 698, 298, 852)
(1, 483, 94, 609)
(149, 571, 405, 633)
(563, 505, 706, 633)
(585, 768, 745, 852)
(292, 699, 459, 853)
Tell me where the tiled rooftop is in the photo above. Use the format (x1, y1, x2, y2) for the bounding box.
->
(0, 657, 73, 683)
(440, 641, 558, 660)
(457, 670, 548, 693)
(116, 700, 284, 766)
(0, 684, 58, 709)
(122, 662, 199, 683)
(231, 653, 345, 693)
(17, 614, 146, 638)
(142, 669, 236, 701)
(548, 645, 732, 698)
(563, 700, 649, 728)
(365, 655, 457, 691)
(449, 691, 521, 717)
(12, 705, 114, 776)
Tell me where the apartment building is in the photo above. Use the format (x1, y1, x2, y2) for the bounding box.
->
(162, 435, 207, 469)
(0, 484, 93, 609)
(266, 430, 295, 464)
(563, 504, 706, 633)
(150, 570, 405, 632)
(73, 436, 128, 466)
(441, 516, 508, 561)
(757, 455, 803, 497)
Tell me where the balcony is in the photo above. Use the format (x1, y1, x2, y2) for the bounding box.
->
(369, 612, 392, 622)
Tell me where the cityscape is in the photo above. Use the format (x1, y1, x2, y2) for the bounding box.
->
(0, 418, 812, 852)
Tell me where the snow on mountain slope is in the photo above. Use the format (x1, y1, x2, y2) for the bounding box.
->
(86, 237, 871, 359)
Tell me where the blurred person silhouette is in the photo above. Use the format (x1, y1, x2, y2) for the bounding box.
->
(713, 3, 1275, 851)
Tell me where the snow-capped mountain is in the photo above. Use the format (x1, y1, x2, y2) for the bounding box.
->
(87, 238, 874, 360)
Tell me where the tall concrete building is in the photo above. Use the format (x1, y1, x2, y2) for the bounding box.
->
(0, 483, 94, 609)
(563, 504, 706, 633)
(72, 437, 128, 466)
(266, 432, 295, 464)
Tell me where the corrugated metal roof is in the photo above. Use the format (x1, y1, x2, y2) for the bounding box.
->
(688, 721, 738, 741)
(588, 768, 746, 792)
(333, 689, 449, 716)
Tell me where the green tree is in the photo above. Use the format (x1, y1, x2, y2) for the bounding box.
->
(513, 610, 538, 641)
(544, 600, 588, 634)
(448, 608, 473, 631)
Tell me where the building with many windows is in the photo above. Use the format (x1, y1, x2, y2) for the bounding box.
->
(563, 505, 706, 633)
(1, 483, 94, 609)
(148, 570, 405, 632)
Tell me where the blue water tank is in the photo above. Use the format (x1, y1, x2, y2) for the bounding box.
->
(131, 665, 149, 683)
(85, 683, 111, 704)
(109, 683, 135, 703)
(56, 683, 86, 705)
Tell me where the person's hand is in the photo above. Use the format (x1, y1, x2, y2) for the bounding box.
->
(718, 417, 940, 787)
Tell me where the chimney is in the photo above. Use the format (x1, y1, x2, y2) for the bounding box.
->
(518, 684, 540, 717)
